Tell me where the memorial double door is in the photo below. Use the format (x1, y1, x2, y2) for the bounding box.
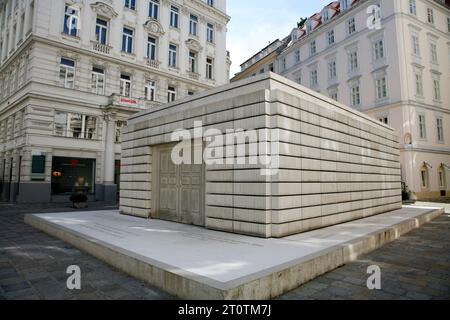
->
(155, 144, 205, 227)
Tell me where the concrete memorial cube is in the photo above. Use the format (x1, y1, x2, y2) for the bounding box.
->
(120, 73, 402, 238)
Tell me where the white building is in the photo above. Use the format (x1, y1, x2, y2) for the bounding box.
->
(242, 0, 449, 200)
(0, 0, 230, 203)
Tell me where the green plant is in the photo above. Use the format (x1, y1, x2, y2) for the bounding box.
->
(402, 182, 411, 201)
(297, 17, 307, 29)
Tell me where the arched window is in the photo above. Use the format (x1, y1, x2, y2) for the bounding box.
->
(438, 165, 446, 190)
(420, 164, 429, 189)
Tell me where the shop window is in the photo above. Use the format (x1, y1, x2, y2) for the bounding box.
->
(51, 157, 95, 195)
(31, 154, 45, 181)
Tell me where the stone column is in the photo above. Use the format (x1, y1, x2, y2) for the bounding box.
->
(103, 110, 117, 202)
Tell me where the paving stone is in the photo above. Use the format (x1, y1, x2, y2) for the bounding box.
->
(281, 213, 450, 300)
(2, 202, 450, 300)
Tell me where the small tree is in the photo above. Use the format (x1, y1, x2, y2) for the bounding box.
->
(297, 17, 307, 29)
(402, 182, 412, 201)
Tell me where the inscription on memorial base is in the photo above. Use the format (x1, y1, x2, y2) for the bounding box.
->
(25, 206, 443, 300)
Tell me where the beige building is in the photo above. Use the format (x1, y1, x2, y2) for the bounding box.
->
(231, 38, 288, 82)
(236, 0, 450, 200)
(0, 0, 230, 203)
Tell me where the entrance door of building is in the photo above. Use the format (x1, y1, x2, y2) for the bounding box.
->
(154, 144, 205, 227)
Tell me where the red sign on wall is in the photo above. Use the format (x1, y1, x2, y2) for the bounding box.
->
(120, 98, 138, 105)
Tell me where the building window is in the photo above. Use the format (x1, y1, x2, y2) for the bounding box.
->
(328, 60, 336, 80)
(349, 49, 358, 72)
(149, 0, 159, 19)
(125, 0, 136, 10)
(341, 0, 349, 10)
(310, 69, 318, 88)
(59, 58, 75, 89)
(420, 166, 429, 189)
(63, 5, 79, 37)
(415, 72, 423, 97)
(376, 76, 387, 100)
(170, 6, 179, 28)
(295, 50, 300, 62)
(310, 41, 316, 56)
(347, 17, 356, 35)
(120, 74, 131, 97)
(168, 44, 177, 67)
(168, 86, 176, 102)
(448, 17, 450, 33)
(281, 57, 286, 71)
(54, 112, 97, 140)
(269, 63, 274, 72)
(329, 88, 338, 101)
(147, 36, 157, 60)
(122, 27, 134, 53)
(409, 0, 416, 15)
(207, 23, 214, 43)
(351, 84, 361, 106)
(115, 121, 127, 143)
(306, 20, 313, 33)
(206, 57, 214, 79)
(412, 34, 420, 56)
(19, 13, 24, 42)
(91, 67, 105, 95)
(31, 154, 46, 180)
(437, 118, 444, 142)
(190, 14, 198, 36)
(430, 42, 438, 63)
(379, 117, 389, 125)
(207, 0, 214, 7)
(145, 80, 156, 101)
(296, 72, 302, 85)
(418, 114, 426, 139)
(189, 51, 197, 73)
(28, 1, 34, 34)
(373, 39, 384, 60)
(327, 30, 335, 46)
(95, 18, 108, 45)
(438, 167, 446, 189)
(433, 78, 441, 101)
(427, 8, 434, 25)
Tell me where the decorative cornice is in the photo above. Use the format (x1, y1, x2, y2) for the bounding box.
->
(185, 38, 203, 52)
(143, 19, 165, 36)
(90, 1, 118, 18)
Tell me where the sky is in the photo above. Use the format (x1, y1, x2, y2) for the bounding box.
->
(227, 0, 331, 76)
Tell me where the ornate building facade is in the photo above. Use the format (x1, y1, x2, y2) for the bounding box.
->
(235, 0, 450, 200)
(0, 0, 230, 203)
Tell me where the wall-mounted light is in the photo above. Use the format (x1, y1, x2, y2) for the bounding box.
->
(423, 162, 433, 169)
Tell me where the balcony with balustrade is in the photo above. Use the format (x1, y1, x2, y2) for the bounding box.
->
(146, 59, 160, 69)
(92, 41, 112, 55)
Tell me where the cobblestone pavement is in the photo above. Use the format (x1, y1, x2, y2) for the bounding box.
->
(0, 202, 173, 300)
(280, 204, 450, 300)
(0, 202, 449, 300)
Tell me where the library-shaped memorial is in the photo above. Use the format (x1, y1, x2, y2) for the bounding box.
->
(120, 73, 402, 238)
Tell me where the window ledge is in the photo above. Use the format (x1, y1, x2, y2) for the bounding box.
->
(121, 51, 136, 58)
(61, 33, 80, 42)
